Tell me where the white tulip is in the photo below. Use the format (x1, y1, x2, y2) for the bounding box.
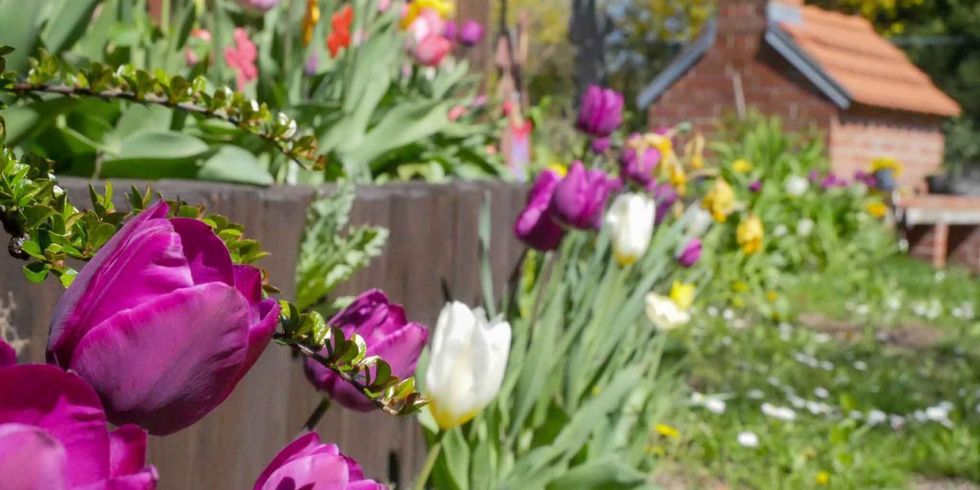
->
(682, 205, 714, 238)
(645, 293, 690, 330)
(784, 175, 809, 197)
(605, 193, 656, 266)
(425, 301, 511, 430)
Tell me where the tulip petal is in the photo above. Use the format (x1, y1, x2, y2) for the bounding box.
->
(49, 202, 196, 366)
(260, 453, 350, 490)
(0, 365, 110, 486)
(0, 423, 69, 490)
(367, 322, 428, 378)
(78, 469, 159, 490)
(233, 297, 280, 386)
(233, 265, 264, 305)
(254, 432, 326, 489)
(0, 338, 15, 367)
(170, 218, 236, 287)
(69, 283, 250, 435)
(108, 425, 147, 477)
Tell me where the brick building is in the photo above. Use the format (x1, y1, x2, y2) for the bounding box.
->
(637, 0, 960, 193)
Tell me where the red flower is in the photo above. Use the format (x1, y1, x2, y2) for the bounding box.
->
(327, 5, 354, 58)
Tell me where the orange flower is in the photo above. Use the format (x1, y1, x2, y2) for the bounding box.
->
(327, 5, 354, 58)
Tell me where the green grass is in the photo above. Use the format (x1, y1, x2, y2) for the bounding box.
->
(658, 256, 980, 489)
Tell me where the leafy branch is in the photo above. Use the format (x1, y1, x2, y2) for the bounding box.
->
(0, 47, 336, 176)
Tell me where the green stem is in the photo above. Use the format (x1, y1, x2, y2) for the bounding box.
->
(160, 0, 171, 34)
(303, 396, 331, 430)
(413, 433, 444, 490)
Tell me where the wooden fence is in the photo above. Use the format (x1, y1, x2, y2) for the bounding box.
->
(3, 178, 528, 490)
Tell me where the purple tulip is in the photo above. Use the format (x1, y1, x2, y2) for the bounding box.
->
(820, 173, 847, 189)
(46, 200, 280, 435)
(551, 161, 615, 230)
(304, 290, 428, 412)
(0, 346, 157, 489)
(591, 136, 611, 154)
(620, 133, 661, 186)
(576, 85, 624, 138)
(305, 53, 319, 76)
(749, 180, 762, 193)
(515, 169, 565, 250)
(443, 20, 458, 40)
(254, 432, 385, 490)
(651, 182, 678, 224)
(458, 20, 485, 46)
(0, 338, 13, 367)
(677, 238, 702, 268)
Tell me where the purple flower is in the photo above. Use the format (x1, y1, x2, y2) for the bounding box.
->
(304, 53, 319, 76)
(677, 238, 702, 268)
(749, 180, 762, 193)
(854, 170, 877, 188)
(620, 133, 661, 186)
(0, 344, 157, 489)
(443, 20, 458, 40)
(820, 173, 847, 189)
(576, 85, 624, 138)
(254, 432, 385, 490)
(304, 290, 428, 412)
(515, 169, 565, 250)
(458, 20, 485, 46)
(591, 136, 611, 154)
(47, 200, 280, 435)
(551, 161, 615, 230)
(651, 182, 678, 224)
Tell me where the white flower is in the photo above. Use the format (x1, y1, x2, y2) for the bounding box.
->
(773, 224, 789, 237)
(722, 309, 735, 321)
(796, 218, 815, 237)
(747, 389, 764, 400)
(737, 431, 759, 448)
(814, 387, 829, 399)
(867, 409, 887, 425)
(890, 415, 905, 430)
(683, 205, 714, 238)
(605, 193, 656, 266)
(853, 361, 868, 371)
(706, 305, 719, 317)
(705, 398, 727, 414)
(784, 175, 809, 197)
(645, 293, 690, 330)
(761, 403, 796, 421)
(425, 301, 512, 430)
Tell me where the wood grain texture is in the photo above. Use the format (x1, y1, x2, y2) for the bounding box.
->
(3, 178, 527, 490)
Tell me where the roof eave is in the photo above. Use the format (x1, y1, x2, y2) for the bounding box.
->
(636, 18, 717, 109)
(763, 27, 852, 110)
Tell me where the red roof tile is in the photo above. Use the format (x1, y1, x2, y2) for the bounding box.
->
(779, 6, 961, 117)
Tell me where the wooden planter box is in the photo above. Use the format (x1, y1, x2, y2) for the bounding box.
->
(2, 178, 527, 489)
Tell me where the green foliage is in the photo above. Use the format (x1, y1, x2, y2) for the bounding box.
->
(294, 184, 388, 312)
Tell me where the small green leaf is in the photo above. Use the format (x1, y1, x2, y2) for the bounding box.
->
(23, 261, 49, 283)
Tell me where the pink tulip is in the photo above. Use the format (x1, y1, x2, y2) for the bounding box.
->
(224, 28, 258, 90)
(47, 201, 280, 435)
(414, 35, 452, 67)
(254, 432, 385, 489)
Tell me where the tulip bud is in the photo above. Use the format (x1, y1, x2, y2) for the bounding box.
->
(457, 20, 485, 46)
(620, 133, 661, 186)
(254, 432, 384, 490)
(576, 85, 624, 138)
(414, 35, 453, 66)
(605, 193, 656, 266)
(304, 290, 428, 412)
(0, 359, 157, 489)
(737, 214, 765, 255)
(514, 169, 565, 250)
(47, 201, 280, 435)
(551, 161, 615, 230)
(425, 302, 511, 430)
(784, 175, 809, 197)
(676, 238, 702, 268)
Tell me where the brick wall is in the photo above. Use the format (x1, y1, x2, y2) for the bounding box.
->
(949, 225, 980, 271)
(647, 0, 836, 136)
(829, 106, 946, 194)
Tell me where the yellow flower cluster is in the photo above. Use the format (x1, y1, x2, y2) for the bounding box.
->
(670, 281, 695, 310)
(870, 156, 903, 176)
(401, 0, 454, 28)
(866, 201, 888, 218)
(702, 178, 735, 222)
(736, 214, 764, 255)
(732, 158, 753, 173)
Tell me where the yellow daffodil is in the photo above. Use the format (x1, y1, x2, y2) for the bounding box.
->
(866, 201, 888, 218)
(668, 162, 687, 196)
(655, 423, 680, 439)
(644, 133, 673, 157)
(702, 178, 736, 222)
(685, 133, 705, 169)
(301, 0, 320, 46)
(870, 156, 903, 176)
(401, 0, 454, 28)
(737, 214, 764, 255)
(670, 281, 695, 310)
(732, 158, 753, 173)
